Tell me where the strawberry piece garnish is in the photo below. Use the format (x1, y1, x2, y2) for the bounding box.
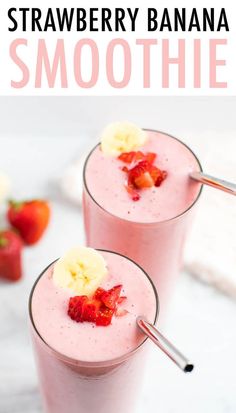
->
(149, 165, 167, 187)
(125, 185, 140, 201)
(117, 296, 127, 304)
(118, 151, 145, 164)
(118, 151, 167, 200)
(128, 160, 152, 189)
(7, 199, 50, 245)
(93, 287, 106, 300)
(0, 230, 23, 282)
(83, 300, 101, 322)
(68, 296, 88, 322)
(68, 296, 101, 323)
(116, 308, 129, 317)
(118, 151, 137, 163)
(134, 151, 147, 162)
(96, 307, 114, 326)
(118, 151, 156, 165)
(68, 284, 127, 326)
(100, 285, 122, 310)
(145, 152, 157, 164)
(134, 171, 154, 188)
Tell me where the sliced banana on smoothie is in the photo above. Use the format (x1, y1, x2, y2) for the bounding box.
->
(101, 122, 147, 156)
(53, 246, 108, 296)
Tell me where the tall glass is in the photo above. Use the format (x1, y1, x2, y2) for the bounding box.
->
(83, 130, 202, 313)
(29, 253, 158, 413)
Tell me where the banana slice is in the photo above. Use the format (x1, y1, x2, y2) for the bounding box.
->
(101, 122, 147, 156)
(53, 247, 108, 296)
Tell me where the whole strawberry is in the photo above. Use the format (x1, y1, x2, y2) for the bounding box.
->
(0, 230, 23, 281)
(7, 200, 50, 245)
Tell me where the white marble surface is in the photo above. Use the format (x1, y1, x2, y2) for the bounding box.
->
(0, 97, 236, 413)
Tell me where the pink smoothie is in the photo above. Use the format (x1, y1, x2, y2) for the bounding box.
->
(83, 130, 202, 313)
(30, 251, 157, 413)
(84, 130, 201, 223)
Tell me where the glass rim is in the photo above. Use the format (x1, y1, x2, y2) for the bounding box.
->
(28, 249, 159, 368)
(83, 128, 203, 226)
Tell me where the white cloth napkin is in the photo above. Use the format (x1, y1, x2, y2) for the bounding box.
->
(184, 132, 236, 299)
(60, 133, 236, 299)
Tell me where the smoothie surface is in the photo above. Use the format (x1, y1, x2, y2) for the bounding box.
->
(31, 251, 157, 362)
(85, 130, 201, 223)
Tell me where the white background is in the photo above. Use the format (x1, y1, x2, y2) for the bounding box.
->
(0, 0, 235, 95)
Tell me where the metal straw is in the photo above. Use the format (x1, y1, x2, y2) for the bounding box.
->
(190, 171, 236, 196)
(137, 317, 194, 373)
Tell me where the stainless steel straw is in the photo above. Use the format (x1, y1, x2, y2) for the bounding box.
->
(190, 171, 236, 196)
(137, 317, 194, 373)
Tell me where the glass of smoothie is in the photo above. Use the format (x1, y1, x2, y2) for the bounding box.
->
(29, 248, 158, 413)
(83, 126, 203, 313)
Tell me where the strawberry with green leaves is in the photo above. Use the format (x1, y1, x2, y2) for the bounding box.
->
(7, 200, 50, 245)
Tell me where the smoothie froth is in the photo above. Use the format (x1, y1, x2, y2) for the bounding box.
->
(31, 251, 157, 362)
(85, 130, 201, 223)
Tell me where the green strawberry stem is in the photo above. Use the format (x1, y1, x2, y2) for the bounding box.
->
(8, 199, 24, 211)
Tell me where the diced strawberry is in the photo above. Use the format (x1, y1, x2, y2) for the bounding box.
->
(68, 284, 127, 326)
(118, 151, 156, 165)
(149, 165, 162, 186)
(83, 300, 101, 323)
(149, 166, 167, 187)
(118, 151, 148, 164)
(134, 171, 154, 188)
(117, 296, 127, 304)
(68, 296, 101, 323)
(145, 152, 157, 164)
(100, 285, 122, 310)
(127, 160, 167, 191)
(134, 151, 145, 162)
(115, 308, 129, 317)
(93, 287, 106, 300)
(155, 173, 166, 187)
(68, 296, 88, 322)
(118, 149, 167, 201)
(118, 151, 136, 163)
(128, 160, 154, 189)
(96, 307, 114, 326)
(128, 160, 149, 184)
(125, 185, 140, 201)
